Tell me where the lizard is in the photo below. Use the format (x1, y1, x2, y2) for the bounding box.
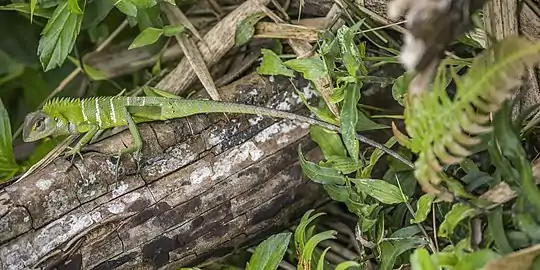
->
(22, 87, 413, 169)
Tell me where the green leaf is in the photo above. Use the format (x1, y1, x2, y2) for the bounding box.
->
(136, 6, 163, 31)
(335, 261, 362, 270)
(114, 0, 137, 17)
(257, 49, 294, 77)
(284, 57, 327, 81)
(68, 0, 83, 14)
(411, 194, 436, 224)
(410, 248, 437, 270)
(324, 156, 362, 174)
(487, 207, 513, 254)
(128, 27, 163, 50)
(0, 98, 19, 181)
(453, 249, 501, 270)
(298, 145, 345, 185)
(392, 72, 412, 106)
(0, 3, 52, 18)
(432, 252, 458, 268)
(309, 125, 347, 159)
(350, 178, 406, 204)
(361, 136, 397, 178)
(131, 0, 156, 8)
(391, 226, 423, 238)
(81, 0, 115, 29)
(323, 184, 350, 202)
(300, 230, 337, 270)
(340, 82, 361, 162)
(356, 109, 389, 131)
(246, 233, 291, 270)
(162, 25, 185, 37)
(67, 56, 107, 80)
(336, 23, 367, 76)
(294, 210, 325, 253)
(235, 12, 265, 47)
(438, 203, 478, 238)
(37, 1, 83, 71)
(379, 238, 429, 270)
(316, 246, 331, 270)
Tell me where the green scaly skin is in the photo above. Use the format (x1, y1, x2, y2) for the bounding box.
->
(22, 88, 411, 169)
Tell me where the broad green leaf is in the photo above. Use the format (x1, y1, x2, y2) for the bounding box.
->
(410, 248, 437, 270)
(295, 89, 339, 126)
(340, 82, 360, 163)
(0, 3, 52, 18)
(284, 57, 327, 81)
(257, 49, 294, 77)
(81, 0, 115, 29)
(350, 178, 406, 204)
(324, 156, 362, 174)
(162, 25, 185, 37)
(323, 184, 350, 202)
(487, 206, 513, 254)
(454, 249, 501, 270)
(68, 0, 83, 14)
(299, 230, 337, 270)
(298, 145, 346, 185)
(335, 261, 362, 270)
(438, 203, 478, 238)
(246, 233, 291, 270)
(411, 194, 436, 224)
(390, 226, 423, 238)
(379, 238, 429, 270)
(136, 6, 163, 31)
(309, 125, 347, 159)
(37, 1, 83, 71)
(0, 98, 19, 181)
(128, 27, 163, 50)
(235, 12, 265, 47)
(131, 0, 156, 8)
(114, 0, 137, 17)
(356, 109, 389, 131)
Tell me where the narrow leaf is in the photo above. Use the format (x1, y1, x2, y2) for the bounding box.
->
(340, 82, 360, 162)
(379, 238, 429, 270)
(350, 178, 407, 204)
(411, 194, 436, 224)
(246, 233, 291, 270)
(68, 0, 83, 14)
(298, 145, 346, 185)
(487, 206, 513, 254)
(37, 1, 83, 71)
(335, 261, 362, 270)
(257, 49, 294, 77)
(316, 247, 331, 270)
(162, 25, 185, 37)
(300, 230, 337, 270)
(128, 27, 163, 50)
(0, 98, 19, 181)
(309, 125, 347, 159)
(0, 3, 52, 18)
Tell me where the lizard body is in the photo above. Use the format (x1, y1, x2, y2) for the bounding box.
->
(22, 88, 410, 167)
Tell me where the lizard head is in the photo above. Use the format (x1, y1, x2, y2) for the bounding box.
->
(22, 111, 70, 142)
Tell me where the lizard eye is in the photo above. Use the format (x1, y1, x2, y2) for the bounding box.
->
(34, 118, 46, 131)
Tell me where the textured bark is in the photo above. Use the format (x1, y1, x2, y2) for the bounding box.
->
(0, 73, 327, 269)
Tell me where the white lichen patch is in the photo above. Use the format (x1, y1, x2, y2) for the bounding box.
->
(112, 182, 129, 198)
(211, 142, 264, 181)
(254, 121, 307, 143)
(269, 75, 275, 82)
(91, 211, 102, 222)
(34, 213, 94, 257)
(35, 178, 53, 190)
(122, 192, 142, 204)
(249, 88, 258, 96)
(107, 201, 125, 214)
(248, 115, 264, 126)
(189, 167, 212, 185)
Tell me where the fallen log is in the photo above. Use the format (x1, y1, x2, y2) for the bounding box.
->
(0, 73, 328, 269)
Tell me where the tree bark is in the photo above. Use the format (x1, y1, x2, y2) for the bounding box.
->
(0, 73, 327, 269)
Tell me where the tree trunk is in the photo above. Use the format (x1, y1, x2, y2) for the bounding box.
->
(0, 73, 327, 269)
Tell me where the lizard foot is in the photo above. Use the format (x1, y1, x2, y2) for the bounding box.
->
(64, 147, 84, 165)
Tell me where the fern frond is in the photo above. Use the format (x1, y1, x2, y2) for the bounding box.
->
(396, 37, 540, 195)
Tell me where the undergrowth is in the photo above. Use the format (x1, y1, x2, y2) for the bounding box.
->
(2, 0, 540, 269)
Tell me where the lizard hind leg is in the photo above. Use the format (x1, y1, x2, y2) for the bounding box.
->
(114, 107, 146, 182)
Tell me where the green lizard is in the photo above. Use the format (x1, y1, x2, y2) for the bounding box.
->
(22, 88, 411, 168)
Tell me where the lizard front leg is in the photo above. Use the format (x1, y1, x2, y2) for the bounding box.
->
(64, 125, 99, 163)
(114, 106, 144, 178)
